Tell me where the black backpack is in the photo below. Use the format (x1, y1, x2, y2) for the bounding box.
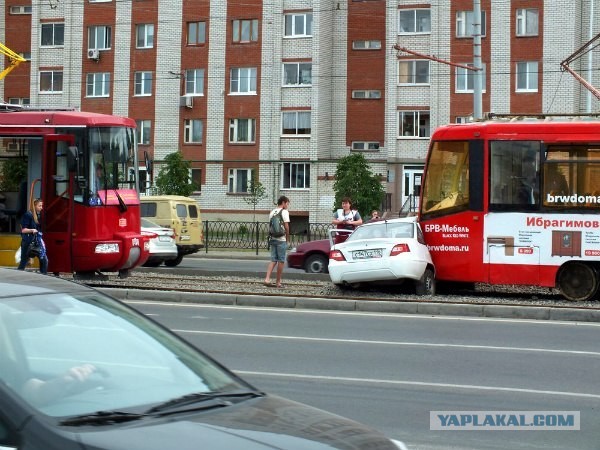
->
(269, 208, 285, 238)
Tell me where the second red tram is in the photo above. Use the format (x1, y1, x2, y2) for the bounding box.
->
(0, 108, 150, 276)
(419, 115, 600, 302)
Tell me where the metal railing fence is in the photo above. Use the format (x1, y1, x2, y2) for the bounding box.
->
(203, 220, 334, 254)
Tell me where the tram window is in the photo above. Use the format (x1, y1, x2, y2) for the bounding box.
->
(489, 141, 540, 209)
(421, 140, 470, 214)
(544, 145, 600, 208)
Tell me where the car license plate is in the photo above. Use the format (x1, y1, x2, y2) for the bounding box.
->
(158, 236, 171, 242)
(352, 249, 383, 259)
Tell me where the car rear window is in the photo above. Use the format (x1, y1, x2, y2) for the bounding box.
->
(176, 204, 188, 218)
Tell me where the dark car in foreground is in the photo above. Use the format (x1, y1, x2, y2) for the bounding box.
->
(286, 239, 331, 273)
(0, 269, 407, 450)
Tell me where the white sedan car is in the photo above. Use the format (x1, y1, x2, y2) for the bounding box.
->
(141, 217, 178, 267)
(328, 217, 435, 294)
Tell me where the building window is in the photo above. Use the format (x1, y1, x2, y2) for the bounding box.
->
(455, 63, 486, 93)
(282, 163, 310, 189)
(39, 71, 63, 93)
(190, 168, 201, 191)
(352, 142, 380, 151)
(282, 63, 312, 86)
(18, 52, 32, 61)
(352, 40, 382, 50)
(516, 9, 539, 36)
(399, 9, 431, 34)
(8, 97, 30, 105)
(41, 23, 64, 47)
(185, 69, 204, 95)
(282, 111, 311, 135)
(184, 119, 203, 143)
(398, 60, 429, 85)
(230, 67, 257, 94)
(232, 19, 258, 42)
(134, 71, 152, 96)
(284, 13, 313, 37)
(229, 119, 256, 143)
(187, 21, 206, 45)
(456, 10, 486, 38)
(9, 5, 32, 14)
(399, 111, 430, 138)
(516, 61, 538, 92)
(86, 73, 110, 97)
(136, 24, 154, 48)
(228, 168, 253, 193)
(136, 119, 151, 145)
(88, 25, 111, 50)
(351, 90, 381, 99)
(455, 116, 471, 124)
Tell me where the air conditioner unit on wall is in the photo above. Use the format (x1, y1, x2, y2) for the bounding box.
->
(180, 96, 193, 108)
(87, 49, 100, 60)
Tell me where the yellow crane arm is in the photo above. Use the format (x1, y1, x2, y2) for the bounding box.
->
(0, 42, 26, 81)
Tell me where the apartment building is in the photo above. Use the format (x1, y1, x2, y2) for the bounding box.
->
(0, 0, 597, 224)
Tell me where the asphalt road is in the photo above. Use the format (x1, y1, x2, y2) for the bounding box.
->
(128, 300, 600, 450)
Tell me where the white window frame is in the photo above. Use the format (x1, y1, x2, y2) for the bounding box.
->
(233, 19, 258, 42)
(136, 119, 151, 145)
(185, 69, 205, 95)
(352, 142, 380, 151)
(184, 119, 203, 144)
(399, 111, 430, 138)
(230, 67, 257, 94)
(398, 9, 431, 34)
(284, 13, 313, 38)
(9, 5, 32, 14)
(187, 21, 206, 45)
(86, 72, 110, 97)
(282, 62, 312, 86)
(282, 111, 311, 136)
(134, 71, 152, 96)
(136, 24, 154, 49)
(351, 90, 381, 99)
(455, 63, 486, 93)
(41, 23, 64, 47)
(229, 118, 256, 143)
(455, 116, 471, 124)
(516, 61, 538, 92)
(88, 25, 111, 50)
(39, 71, 63, 93)
(398, 60, 430, 85)
(456, 10, 486, 38)
(281, 162, 310, 189)
(228, 168, 253, 193)
(516, 8, 539, 36)
(352, 40, 382, 50)
(8, 97, 30, 105)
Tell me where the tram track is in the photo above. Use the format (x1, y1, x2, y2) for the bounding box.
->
(78, 271, 600, 311)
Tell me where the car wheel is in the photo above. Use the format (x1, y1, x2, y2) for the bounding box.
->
(305, 254, 328, 273)
(143, 260, 161, 267)
(415, 268, 435, 295)
(164, 253, 184, 267)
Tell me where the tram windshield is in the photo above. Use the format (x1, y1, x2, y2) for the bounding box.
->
(88, 127, 136, 193)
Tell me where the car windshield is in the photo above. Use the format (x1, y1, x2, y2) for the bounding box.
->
(347, 222, 415, 241)
(141, 218, 161, 228)
(0, 292, 247, 418)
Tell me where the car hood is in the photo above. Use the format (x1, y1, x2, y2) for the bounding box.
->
(76, 395, 398, 450)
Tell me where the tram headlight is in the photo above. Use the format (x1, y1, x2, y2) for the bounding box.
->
(95, 243, 120, 254)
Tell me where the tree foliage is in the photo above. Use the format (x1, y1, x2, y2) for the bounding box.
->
(243, 174, 267, 222)
(333, 153, 385, 217)
(154, 151, 197, 196)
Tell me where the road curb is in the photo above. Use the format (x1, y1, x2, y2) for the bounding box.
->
(99, 288, 600, 323)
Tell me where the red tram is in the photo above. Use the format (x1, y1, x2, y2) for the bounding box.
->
(419, 115, 600, 301)
(0, 108, 150, 277)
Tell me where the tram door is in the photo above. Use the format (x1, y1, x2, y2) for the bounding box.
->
(42, 135, 75, 273)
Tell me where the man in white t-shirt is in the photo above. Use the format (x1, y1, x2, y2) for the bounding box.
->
(264, 195, 290, 288)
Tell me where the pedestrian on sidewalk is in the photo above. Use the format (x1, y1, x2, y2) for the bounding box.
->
(264, 196, 290, 288)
